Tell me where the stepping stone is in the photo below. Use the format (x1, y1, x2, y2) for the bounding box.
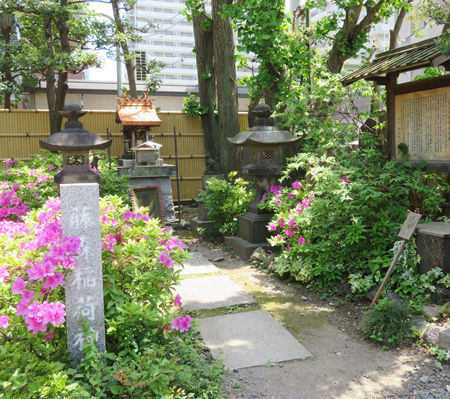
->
(199, 310, 312, 370)
(176, 275, 256, 311)
(175, 252, 220, 276)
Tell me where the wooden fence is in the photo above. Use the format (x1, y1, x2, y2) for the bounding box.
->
(0, 110, 249, 201)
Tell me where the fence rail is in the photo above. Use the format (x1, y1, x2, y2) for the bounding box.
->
(0, 110, 249, 201)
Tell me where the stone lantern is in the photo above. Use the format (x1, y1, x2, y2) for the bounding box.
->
(39, 103, 111, 184)
(225, 104, 300, 260)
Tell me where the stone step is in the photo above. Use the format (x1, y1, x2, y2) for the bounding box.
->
(199, 310, 312, 370)
(176, 275, 256, 311)
(175, 251, 220, 276)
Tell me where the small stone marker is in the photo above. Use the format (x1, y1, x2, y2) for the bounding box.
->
(370, 212, 421, 308)
(61, 183, 106, 363)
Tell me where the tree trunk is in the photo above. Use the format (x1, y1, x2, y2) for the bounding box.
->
(192, 10, 220, 173)
(111, 0, 137, 98)
(212, 0, 240, 173)
(1, 24, 12, 109)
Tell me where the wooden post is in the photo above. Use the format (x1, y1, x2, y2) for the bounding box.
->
(370, 212, 422, 308)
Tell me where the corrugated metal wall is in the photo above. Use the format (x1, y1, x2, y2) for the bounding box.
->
(0, 110, 249, 201)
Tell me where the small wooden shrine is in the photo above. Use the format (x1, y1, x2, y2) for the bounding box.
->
(116, 92, 162, 156)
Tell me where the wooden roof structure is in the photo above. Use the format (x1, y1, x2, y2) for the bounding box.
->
(115, 93, 162, 127)
(341, 36, 450, 86)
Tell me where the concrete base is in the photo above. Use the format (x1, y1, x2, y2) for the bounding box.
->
(176, 275, 256, 311)
(199, 310, 312, 370)
(190, 217, 216, 235)
(225, 236, 269, 261)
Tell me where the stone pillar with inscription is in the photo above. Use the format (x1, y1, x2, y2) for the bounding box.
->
(39, 103, 112, 364)
(61, 183, 106, 362)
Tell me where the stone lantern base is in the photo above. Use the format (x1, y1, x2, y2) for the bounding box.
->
(225, 209, 272, 260)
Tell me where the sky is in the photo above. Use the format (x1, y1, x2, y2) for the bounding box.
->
(85, 2, 117, 81)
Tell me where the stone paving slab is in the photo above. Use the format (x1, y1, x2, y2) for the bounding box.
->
(176, 275, 256, 311)
(175, 252, 220, 276)
(199, 310, 312, 370)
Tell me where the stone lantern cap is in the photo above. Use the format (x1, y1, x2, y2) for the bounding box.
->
(131, 140, 162, 151)
(40, 103, 111, 151)
(228, 104, 300, 147)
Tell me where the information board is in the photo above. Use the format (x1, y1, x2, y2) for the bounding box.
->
(395, 86, 449, 161)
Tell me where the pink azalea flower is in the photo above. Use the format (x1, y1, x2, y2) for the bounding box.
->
(48, 165, 55, 171)
(286, 244, 291, 252)
(302, 198, 310, 208)
(179, 314, 193, 332)
(5, 159, 16, 167)
(12, 277, 26, 295)
(0, 267, 10, 282)
(308, 194, 315, 198)
(285, 229, 295, 237)
(274, 234, 284, 243)
(42, 272, 65, 290)
(291, 181, 302, 189)
(27, 183, 35, 189)
(270, 185, 282, 195)
(174, 294, 182, 307)
(45, 332, 55, 342)
(0, 315, 9, 329)
(276, 199, 282, 206)
(278, 218, 284, 228)
(287, 193, 295, 199)
(29, 169, 37, 176)
(341, 176, 351, 184)
(296, 203, 303, 213)
(288, 217, 296, 228)
(298, 236, 306, 245)
(33, 193, 39, 199)
(268, 222, 277, 231)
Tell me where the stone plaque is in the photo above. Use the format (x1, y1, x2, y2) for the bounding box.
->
(395, 86, 450, 161)
(61, 183, 106, 363)
(398, 212, 422, 240)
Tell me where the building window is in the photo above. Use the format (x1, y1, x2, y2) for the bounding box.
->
(135, 51, 147, 81)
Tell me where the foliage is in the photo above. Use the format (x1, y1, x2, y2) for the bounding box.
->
(0, 162, 226, 398)
(143, 60, 166, 95)
(198, 172, 255, 236)
(413, 65, 446, 80)
(182, 93, 209, 118)
(1, 151, 131, 207)
(362, 298, 412, 348)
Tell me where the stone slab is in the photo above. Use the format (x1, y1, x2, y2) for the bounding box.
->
(199, 310, 312, 370)
(416, 222, 450, 238)
(175, 252, 220, 275)
(225, 236, 269, 261)
(176, 275, 256, 311)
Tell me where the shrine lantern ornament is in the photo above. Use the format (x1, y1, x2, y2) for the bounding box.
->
(40, 103, 112, 184)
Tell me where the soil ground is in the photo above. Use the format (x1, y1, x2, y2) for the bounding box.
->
(175, 205, 450, 399)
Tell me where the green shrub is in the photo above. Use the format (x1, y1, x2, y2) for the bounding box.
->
(198, 171, 255, 236)
(362, 298, 412, 348)
(182, 93, 209, 118)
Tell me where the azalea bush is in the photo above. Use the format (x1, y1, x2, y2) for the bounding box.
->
(262, 133, 448, 305)
(0, 160, 226, 397)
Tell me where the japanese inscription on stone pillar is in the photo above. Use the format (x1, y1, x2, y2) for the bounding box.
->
(395, 86, 450, 161)
(61, 183, 106, 362)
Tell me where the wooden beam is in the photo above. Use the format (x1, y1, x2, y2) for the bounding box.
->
(386, 72, 398, 161)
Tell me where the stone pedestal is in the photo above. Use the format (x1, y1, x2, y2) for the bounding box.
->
(118, 164, 176, 222)
(61, 183, 106, 364)
(225, 209, 272, 260)
(416, 222, 450, 274)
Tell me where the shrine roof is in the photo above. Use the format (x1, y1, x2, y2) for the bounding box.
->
(341, 36, 449, 86)
(116, 95, 162, 126)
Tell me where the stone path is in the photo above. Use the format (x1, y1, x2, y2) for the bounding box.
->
(177, 250, 312, 369)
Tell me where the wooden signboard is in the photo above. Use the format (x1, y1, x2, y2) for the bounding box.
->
(394, 85, 449, 163)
